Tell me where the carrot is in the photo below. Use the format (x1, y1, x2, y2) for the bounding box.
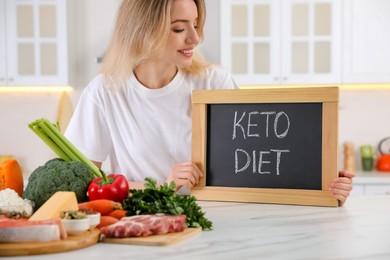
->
(96, 216, 119, 229)
(109, 209, 127, 220)
(78, 199, 122, 215)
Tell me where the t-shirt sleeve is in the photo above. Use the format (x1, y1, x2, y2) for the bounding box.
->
(64, 80, 112, 163)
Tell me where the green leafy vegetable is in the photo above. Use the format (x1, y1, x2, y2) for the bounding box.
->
(122, 178, 213, 230)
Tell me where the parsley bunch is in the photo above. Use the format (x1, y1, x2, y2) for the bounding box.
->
(122, 178, 213, 230)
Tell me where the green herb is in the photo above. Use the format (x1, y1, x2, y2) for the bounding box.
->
(60, 210, 87, 220)
(28, 118, 103, 179)
(122, 178, 213, 230)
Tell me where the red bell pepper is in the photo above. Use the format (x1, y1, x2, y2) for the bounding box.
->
(88, 173, 129, 203)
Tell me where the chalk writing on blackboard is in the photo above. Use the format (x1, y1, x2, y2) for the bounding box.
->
(206, 103, 322, 190)
(232, 110, 291, 175)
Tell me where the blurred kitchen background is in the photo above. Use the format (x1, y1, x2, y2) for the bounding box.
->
(1, 0, 390, 195)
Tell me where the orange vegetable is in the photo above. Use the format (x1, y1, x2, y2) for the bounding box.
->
(0, 159, 24, 197)
(78, 199, 122, 215)
(96, 216, 119, 229)
(109, 209, 127, 220)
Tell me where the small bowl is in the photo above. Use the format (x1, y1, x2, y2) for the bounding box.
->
(62, 218, 90, 236)
(87, 213, 101, 229)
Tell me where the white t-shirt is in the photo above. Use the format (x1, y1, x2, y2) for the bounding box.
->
(65, 66, 238, 182)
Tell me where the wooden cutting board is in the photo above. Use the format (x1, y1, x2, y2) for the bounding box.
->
(101, 227, 202, 246)
(0, 229, 100, 256)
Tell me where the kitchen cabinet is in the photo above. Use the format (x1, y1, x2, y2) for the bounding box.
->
(343, 0, 390, 83)
(351, 172, 390, 196)
(0, 0, 68, 86)
(220, 0, 341, 85)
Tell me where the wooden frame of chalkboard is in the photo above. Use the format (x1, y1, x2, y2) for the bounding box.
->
(191, 87, 339, 207)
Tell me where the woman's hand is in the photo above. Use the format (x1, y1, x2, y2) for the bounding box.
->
(329, 170, 355, 206)
(165, 161, 203, 191)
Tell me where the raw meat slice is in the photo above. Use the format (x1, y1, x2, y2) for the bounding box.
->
(100, 214, 186, 238)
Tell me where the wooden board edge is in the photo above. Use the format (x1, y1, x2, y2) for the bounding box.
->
(191, 187, 338, 207)
(0, 229, 100, 256)
(322, 101, 339, 192)
(192, 87, 339, 104)
(192, 103, 207, 187)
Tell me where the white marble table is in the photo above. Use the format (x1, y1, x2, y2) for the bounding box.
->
(5, 196, 390, 260)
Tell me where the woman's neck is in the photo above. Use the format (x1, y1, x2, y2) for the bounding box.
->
(134, 61, 178, 89)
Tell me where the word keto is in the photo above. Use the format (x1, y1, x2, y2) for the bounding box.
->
(232, 110, 290, 139)
(232, 110, 291, 175)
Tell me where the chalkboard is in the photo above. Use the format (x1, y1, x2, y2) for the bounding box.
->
(206, 103, 322, 190)
(191, 87, 340, 207)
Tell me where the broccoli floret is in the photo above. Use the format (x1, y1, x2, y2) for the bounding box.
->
(23, 158, 95, 210)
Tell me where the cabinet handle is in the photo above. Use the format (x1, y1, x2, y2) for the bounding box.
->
(0, 77, 4, 82)
(8, 78, 14, 82)
(274, 77, 279, 81)
(283, 77, 287, 81)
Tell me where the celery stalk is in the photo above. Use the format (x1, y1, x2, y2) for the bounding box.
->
(39, 119, 103, 178)
(37, 121, 81, 162)
(29, 118, 103, 179)
(29, 122, 72, 161)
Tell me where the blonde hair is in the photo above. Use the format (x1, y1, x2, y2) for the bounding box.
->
(100, 0, 209, 87)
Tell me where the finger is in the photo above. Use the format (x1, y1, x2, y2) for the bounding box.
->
(339, 170, 356, 179)
(333, 178, 353, 186)
(178, 162, 203, 178)
(330, 186, 351, 198)
(191, 162, 203, 178)
(331, 193, 347, 206)
(175, 164, 202, 184)
(175, 171, 197, 186)
(330, 182, 352, 191)
(329, 188, 349, 206)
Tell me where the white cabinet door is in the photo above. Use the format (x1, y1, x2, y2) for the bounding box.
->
(365, 185, 390, 196)
(343, 0, 390, 83)
(221, 0, 281, 85)
(220, 0, 341, 86)
(281, 0, 341, 84)
(4, 0, 68, 86)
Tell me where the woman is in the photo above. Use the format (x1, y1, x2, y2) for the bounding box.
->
(65, 0, 354, 205)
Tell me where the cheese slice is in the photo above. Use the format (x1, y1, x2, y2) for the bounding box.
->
(29, 191, 78, 221)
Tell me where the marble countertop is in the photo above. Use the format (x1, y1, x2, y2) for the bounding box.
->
(5, 196, 390, 260)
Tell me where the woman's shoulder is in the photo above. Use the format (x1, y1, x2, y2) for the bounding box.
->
(195, 65, 238, 90)
(84, 74, 106, 90)
(81, 74, 115, 96)
(203, 65, 231, 77)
